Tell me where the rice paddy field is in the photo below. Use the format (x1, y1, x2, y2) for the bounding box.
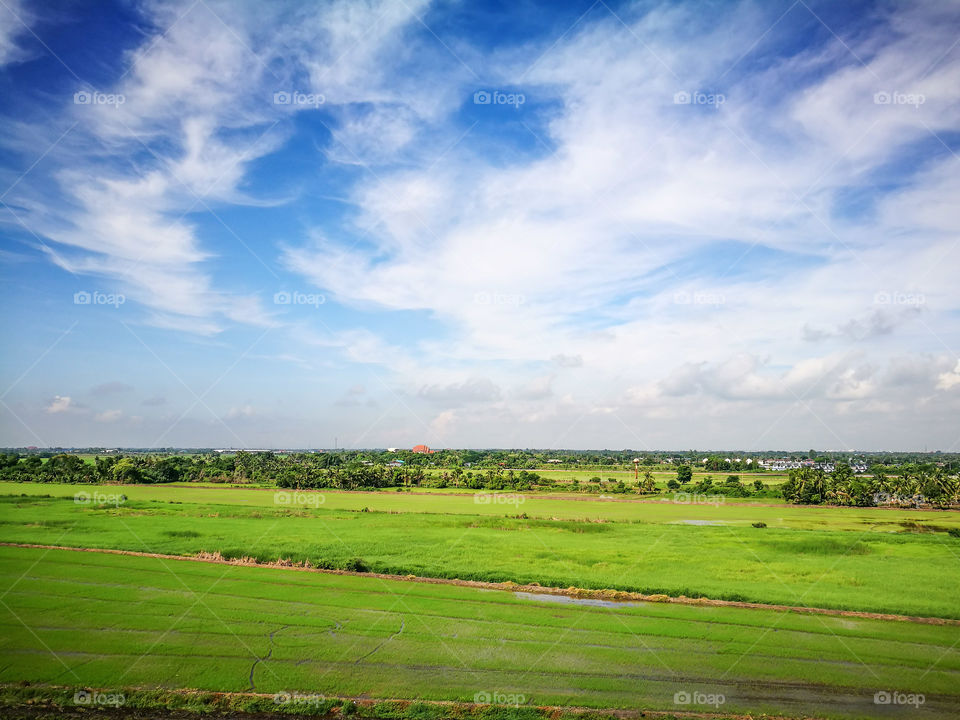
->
(1, 482, 959, 719)
(0, 480, 947, 528)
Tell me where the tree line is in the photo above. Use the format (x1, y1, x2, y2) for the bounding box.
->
(0, 452, 554, 492)
(2, 452, 957, 507)
(781, 463, 959, 507)
(8, 447, 958, 472)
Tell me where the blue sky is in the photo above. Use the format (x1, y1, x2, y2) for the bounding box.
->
(0, 0, 958, 450)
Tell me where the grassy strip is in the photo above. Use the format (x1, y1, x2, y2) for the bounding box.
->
(4, 542, 958, 626)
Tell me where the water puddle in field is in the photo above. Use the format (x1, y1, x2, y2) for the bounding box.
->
(513, 591, 636, 608)
(672, 519, 726, 526)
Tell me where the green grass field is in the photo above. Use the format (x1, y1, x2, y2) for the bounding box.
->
(3, 482, 960, 719)
(1, 481, 951, 529)
(1, 545, 958, 719)
(1, 485, 959, 618)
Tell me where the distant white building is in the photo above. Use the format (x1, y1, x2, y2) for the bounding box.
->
(760, 458, 803, 471)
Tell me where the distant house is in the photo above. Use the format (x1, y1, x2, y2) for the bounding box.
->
(762, 458, 802, 471)
(387, 460, 405, 467)
(412, 444, 435, 454)
(546, 459, 562, 464)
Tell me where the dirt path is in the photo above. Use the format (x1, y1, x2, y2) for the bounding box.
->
(7, 683, 960, 720)
(0, 683, 827, 720)
(3, 542, 957, 626)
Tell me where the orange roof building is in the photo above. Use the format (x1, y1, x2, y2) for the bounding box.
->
(412, 444, 435, 454)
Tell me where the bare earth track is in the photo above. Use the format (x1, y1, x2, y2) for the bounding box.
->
(0, 685, 828, 720)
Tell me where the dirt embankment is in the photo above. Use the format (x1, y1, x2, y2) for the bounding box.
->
(0, 683, 833, 720)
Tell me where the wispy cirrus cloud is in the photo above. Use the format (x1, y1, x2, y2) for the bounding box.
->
(3, 0, 437, 335)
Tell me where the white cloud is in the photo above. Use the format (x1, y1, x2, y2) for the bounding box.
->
(95, 409, 123, 423)
(45, 396, 73, 414)
(226, 405, 256, 419)
(938, 360, 960, 391)
(418, 378, 501, 405)
(0, 0, 31, 67)
(428, 409, 457, 439)
(516, 375, 553, 401)
(551, 354, 583, 368)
